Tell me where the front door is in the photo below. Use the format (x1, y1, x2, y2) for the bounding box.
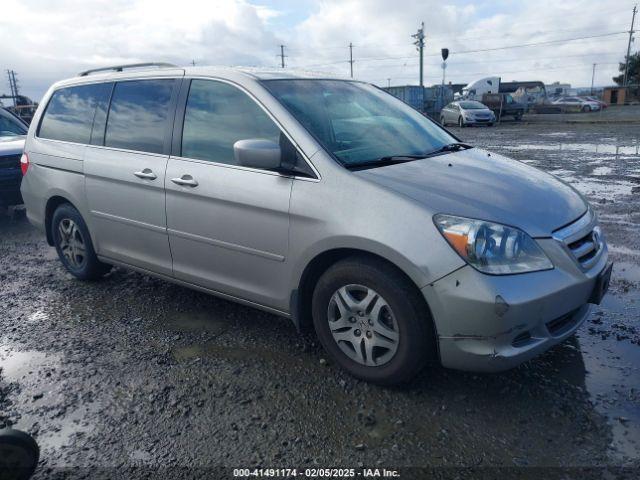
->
(165, 79, 293, 310)
(85, 78, 179, 275)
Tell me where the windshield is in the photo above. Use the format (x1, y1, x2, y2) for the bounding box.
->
(262, 79, 456, 168)
(0, 111, 28, 136)
(458, 101, 486, 110)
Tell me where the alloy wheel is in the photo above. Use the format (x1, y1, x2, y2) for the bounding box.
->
(58, 218, 86, 268)
(327, 284, 399, 366)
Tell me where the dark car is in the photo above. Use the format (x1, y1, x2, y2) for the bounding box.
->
(481, 93, 526, 120)
(0, 107, 28, 206)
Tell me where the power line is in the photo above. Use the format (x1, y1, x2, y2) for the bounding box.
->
(445, 31, 628, 55)
(355, 51, 622, 70)
(291, 31, 628, 69)
(369, 62, 620, 83)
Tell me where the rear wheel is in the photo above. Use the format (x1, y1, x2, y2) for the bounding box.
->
(52, 204, 111, 280)
(582, 105, 590, 112)
(312, 257, 435, 385)
(440, 116, 446, 126)
(458, 116, 465, 127)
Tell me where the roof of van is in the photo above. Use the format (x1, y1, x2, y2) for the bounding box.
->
(186, 66, 348, 80)
(50, 65, 352, 92)
(73, 65, 347, 80)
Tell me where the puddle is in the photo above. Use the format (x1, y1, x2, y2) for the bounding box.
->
(609, 245, 640, 256)
(27, 310, 49, 324)
(0, 346, 56, 382)
(0, 344, 98, 454)
(560, 177, 636, 198)
(614, 261, 640, 283)
(154, 310, 229, 335)
(572, 293, 640, 460)
(172, 343, 305, 366)
(592, 166, 614, 176)
(507, 143, 640, 156)
(539, 132, 574, 138)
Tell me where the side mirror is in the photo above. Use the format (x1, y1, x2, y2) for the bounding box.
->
(233, 139, 281, 170)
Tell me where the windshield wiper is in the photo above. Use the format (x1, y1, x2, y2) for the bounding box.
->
(424, 142, 473, 157)
(346, 154, 428, 171)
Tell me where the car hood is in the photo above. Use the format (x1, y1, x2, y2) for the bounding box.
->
(0, 135, 25, 156)
(354, 148, 587, 237)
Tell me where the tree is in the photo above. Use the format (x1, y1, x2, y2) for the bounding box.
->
(613, 52, 640, 85)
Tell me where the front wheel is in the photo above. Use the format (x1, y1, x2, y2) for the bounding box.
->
(582, 105, 590, 113)
(440, 116, 446, 126)
(52, 204, 111, 280)
(458, 116, 465, 128)
(312, 257, 435, 385)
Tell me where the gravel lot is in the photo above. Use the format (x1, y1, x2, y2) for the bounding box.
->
(1, 120, 639, 478)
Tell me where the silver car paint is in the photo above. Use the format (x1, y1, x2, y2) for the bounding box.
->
(354, 148, 587, 238)
(21, 66, 608, 372)
(441, 101, 494, 126)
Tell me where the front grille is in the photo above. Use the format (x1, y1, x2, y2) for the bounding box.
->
(567, 230, 600, 265)
(546, 309, 579, 336)
(553, 210, 603, 270)
(0, 154, 21, 170)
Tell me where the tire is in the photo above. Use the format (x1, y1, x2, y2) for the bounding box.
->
(514, 112, 523, 121)
(487, 122, 494, 127)
(311, 256, 435, 385)
(52, 203, 111, 280)
(440, 116, 446, 126)
(458, 116, 465, 128)
(582, 105, 589, 113)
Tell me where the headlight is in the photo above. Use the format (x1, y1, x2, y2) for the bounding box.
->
(434, 214, 553, 274)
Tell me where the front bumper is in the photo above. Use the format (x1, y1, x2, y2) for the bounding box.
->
(466, 117, 493, 124)
(422, 234, 609, 372)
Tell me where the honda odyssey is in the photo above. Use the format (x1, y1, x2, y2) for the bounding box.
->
(20, 64, 612, 384)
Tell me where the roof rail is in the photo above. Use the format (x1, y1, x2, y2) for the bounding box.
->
(78, 62, 178, 77)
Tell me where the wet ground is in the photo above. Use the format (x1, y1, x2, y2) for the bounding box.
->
(1, 122, 639, 478)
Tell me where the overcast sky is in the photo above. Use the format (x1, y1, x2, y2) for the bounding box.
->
(1, 0, 637, 102)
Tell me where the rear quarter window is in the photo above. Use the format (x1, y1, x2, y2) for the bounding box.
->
(39, 83, 111, 144)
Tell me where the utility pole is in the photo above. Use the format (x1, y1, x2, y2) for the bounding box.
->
(412, 22, 425, 87)
(6, 70, 19, 107)
(349, 42, 354, 78)
(623, 5, 637, 86)
(278, 45, 287, 68)
(591, 63, 596, 94)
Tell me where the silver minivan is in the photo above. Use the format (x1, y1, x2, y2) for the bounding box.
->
(21, 63, 612, 385)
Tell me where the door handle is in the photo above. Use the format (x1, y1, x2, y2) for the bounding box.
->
(134, 168, 157, 180)
(171, 175, 199, 187)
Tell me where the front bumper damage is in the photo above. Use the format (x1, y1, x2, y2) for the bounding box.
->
(422, 232, 609, 372)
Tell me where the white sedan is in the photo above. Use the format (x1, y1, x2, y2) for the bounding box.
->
(552, 96, 601, 112)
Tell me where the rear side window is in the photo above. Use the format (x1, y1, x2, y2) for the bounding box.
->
(181, 80, 280, 165)
(0, 111, 27, 136)
(105, 79, 175, 154)
(39, 84, 110, 143)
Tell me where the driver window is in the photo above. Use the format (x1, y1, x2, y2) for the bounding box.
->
(181, 80, 281, 166)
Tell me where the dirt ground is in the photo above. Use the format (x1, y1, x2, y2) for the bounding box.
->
(1, 121, 639, 479)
